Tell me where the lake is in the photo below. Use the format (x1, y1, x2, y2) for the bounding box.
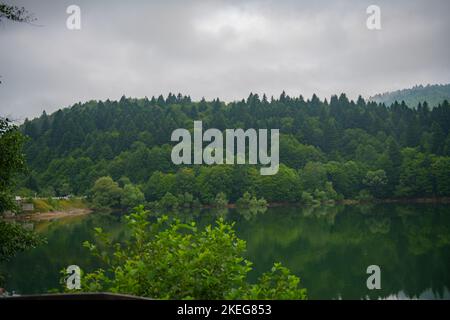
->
(1, 203, 450, 299)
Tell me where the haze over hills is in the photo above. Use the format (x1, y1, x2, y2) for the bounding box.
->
(369, 84, 450, 108)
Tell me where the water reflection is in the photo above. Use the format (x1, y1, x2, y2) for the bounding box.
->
(1, 204, 450, 299)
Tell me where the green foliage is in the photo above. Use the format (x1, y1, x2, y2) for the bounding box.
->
(39, 186, 56, 197)
(0, 221, 44, 263)
(144, 171, 175, 201)
(280, 134, 324, 169)
(1, 118, 26, 212)
(300, 192, 315, 206)
(121, 184, 145, 209)
(177, 192, 195, 208)
(300, 162, 328, 193)
(16, 94, 450, 201)
(313, 189, 327, 202)
(159, 192, 179, 210)
(90, 176, 123, 209)
(0, 118, 44, 283)
(325, 161, 366, 198)
(77, 206, 307, 299)
(258, 165, 300, 202)
(236, 192, 267, 208)
(213, 192, 228, 208)
(196, 166, 233, 204)
(363, 170, 388, 198)
(251, 196, 268, 208)
(356, 190, 374, 202)
(227, 263, 307, 300)
(395, 148, 434, 197)
(431, 157, 450, 196)
(90, 176, 145, 210)
(235, 192, 268, 220)
(324, 181, 339, 201)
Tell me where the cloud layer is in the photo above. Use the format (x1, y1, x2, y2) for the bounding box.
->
(1, 0, 449, 120)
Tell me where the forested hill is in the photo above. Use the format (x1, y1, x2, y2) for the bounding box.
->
(18, 92, 450, 205)
(369, 84, 450, 108)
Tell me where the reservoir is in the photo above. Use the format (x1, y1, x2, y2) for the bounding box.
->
(2, 203, 449, 299)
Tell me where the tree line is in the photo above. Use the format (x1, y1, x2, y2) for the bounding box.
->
(17, 92, 450, 204)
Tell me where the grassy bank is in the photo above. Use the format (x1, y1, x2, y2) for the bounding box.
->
(31, 198, 88, 213)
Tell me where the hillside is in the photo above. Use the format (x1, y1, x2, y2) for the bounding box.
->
(369, 84, 450, 108)
(17, 92, 450, 205)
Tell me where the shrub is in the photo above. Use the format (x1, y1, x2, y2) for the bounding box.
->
(356, 189, 374, 202)
(324, 182, 339, 201)
(236, 192, 267, 209)
(158, 192, 179, 210)
(213, 192, 228, 208)
(77, 206, 307, 300)
(121, 184, 145, 209)
(313, 189, 327, 202)
(177, 192, 194, 208)
(300, 192, 314, 206)
(90, 176, 123, 209)
(236, 192, 252, 207)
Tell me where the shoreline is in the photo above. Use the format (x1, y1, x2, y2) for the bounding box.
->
(341, 197, 450, 205)
(225, 197, 450, 208)
(3, 197, 449, 221)
(2, 208, 92, 221)
(175, 196, 450, 210)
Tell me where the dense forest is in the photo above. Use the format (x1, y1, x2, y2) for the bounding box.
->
(18, 92, 450, 206)
(370, 84, 450, 109)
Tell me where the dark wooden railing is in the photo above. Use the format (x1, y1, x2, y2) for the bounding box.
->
(2, 292, 152, 300)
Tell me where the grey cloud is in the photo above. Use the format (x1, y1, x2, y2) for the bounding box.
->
(0, 0, 449, 120)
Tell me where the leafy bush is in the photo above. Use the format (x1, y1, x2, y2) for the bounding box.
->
(213, 192, 228, 208)
(158, 192, 179, 210)
(253, 197, 267, 207)
(121, 184, 145, 209)
(300, 191, 314, 206)
(90, 176, 123, 209)
(236, 192, 252, 207)
(78, 206, 307, 300)
(236, 192, 267, 209)
(0, 118, 45, 287)
(324, 182, 339, 201)
(356, 189, 374, 202)
(177, 192, 194, 208)
(0, 221, 45, 263)
(313, 189, 327, 202)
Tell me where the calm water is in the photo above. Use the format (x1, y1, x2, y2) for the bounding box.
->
(2, 204, 450, 299)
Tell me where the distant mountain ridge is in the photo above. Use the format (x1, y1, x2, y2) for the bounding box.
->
(369, 84, 450, 108)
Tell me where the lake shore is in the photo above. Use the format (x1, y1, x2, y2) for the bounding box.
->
(3, 208, 92, 221)
(4, 197, 449, 222)
(169, 196, 450, 210)
(342, 197, 450, 205)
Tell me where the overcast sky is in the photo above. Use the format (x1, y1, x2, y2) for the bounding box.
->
(1, 0, 449, 120)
